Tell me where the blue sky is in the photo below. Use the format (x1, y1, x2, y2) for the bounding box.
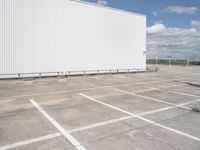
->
(82, 0, 200, 59)
(83, 0, 200, 28)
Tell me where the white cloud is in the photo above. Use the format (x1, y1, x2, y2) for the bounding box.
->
(147, 23, 200, 59)
(147, 23, 166, 34)
(165, 6, 198, 15)
(191, 21, 200, 30)
(152, 11, 158, 16)
(154, 20, 163, 24)
(96, 0, 107, 6)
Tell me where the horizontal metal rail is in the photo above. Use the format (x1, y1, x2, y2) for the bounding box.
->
(0, 68, 146, 79)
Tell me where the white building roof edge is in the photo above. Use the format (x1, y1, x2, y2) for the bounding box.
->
(70, 0, 146, 18)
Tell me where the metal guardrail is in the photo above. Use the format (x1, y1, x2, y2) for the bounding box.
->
(0, 72, 64, 79)
(65, 68, 146, 76)
(146, 66, 159, 72)
(0, 68, 147, 79)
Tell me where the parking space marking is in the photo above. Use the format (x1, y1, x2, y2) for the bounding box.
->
(67, 98, 200, 133)
(69, 98, 200, 133)
(165, 83, 179, 86)
(0, 91, 67, 101)
(89, 76, 102, 80)
(1, 98, 199, 150)
(87, 88, 158, 99)
(168, 91, 200, 98)
(113, 75, 132, 79)
(30, 99, 87, 150)
(138, 99, 200, 116)
(115, 89, 191, 110)
(68, 116, 133, 133)
(158, 84, 183, 88)
(0, 133, 61, 150)
(80, 93, 200, 142)
(129, 87, 159, 94)
(145, 86, 200, 99)
(0, 77, 191, 100)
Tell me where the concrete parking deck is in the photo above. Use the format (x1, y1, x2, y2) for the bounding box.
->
(0, 65, 200, 150)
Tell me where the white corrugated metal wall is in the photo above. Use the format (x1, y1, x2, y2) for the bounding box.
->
(0, 0, 146, 78)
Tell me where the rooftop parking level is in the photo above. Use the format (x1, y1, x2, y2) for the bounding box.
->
(0, 65, 200, 150)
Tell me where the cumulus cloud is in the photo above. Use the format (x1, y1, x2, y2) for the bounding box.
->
(165, 6, 198, 15)
(146, 23, 166, 34)
(96, 0, 107, 6)
(191, 21, 200, 30)
(147, 23, 200, 59)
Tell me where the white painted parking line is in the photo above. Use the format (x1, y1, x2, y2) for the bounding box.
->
(115, 89, 191, 110)
(144, 86, 200, 99)
(79, 93, 200, 142)
(159, 84, 183, 88)
(0, 91, 67, 101)
(138, 99, 200, 116)
(89, 88, 158, 99)
(143, 83, 184, 89)
(68, 98, 200, 134)
(113, 75, 132, 79)
(165, 83, 179, 86)
(30, 99, 87, 150)
(89, 76, 102, 80)
(0, 133, 61, 150)
(68, 116, 133, 133)
(1, 98, 199, 150)
(168, 91, 200, 98)
(133, 87, 158, 93)
(0, 77, 191, 100)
